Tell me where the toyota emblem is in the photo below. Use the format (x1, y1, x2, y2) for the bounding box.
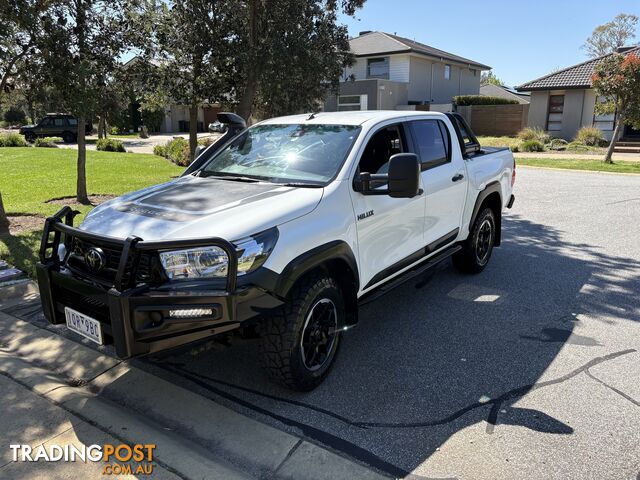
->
(84, 247, 106, 272)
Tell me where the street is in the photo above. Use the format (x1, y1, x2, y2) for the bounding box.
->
(3, 166, 640, 479)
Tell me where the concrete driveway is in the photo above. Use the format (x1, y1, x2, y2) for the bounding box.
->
(58, 132, 221, 154)
(4, 167, 640, 479)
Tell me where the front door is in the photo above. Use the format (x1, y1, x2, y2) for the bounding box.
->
(408, 118, 468, 247)
(350, 122, 426, 291)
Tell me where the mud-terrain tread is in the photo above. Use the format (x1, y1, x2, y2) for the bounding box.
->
(259, 274, 341, 390)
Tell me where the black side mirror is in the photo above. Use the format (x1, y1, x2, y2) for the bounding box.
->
(387, 153, 421, 198)
(355, 153, 421, 198)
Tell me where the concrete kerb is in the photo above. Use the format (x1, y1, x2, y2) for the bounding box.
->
(0, 300, 390, 480)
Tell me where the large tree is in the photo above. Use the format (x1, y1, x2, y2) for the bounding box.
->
(41, 0, 138, 203)
(481, 70, 503, 86)
(0, 0, 48, 230)
(150, 0, 233, 161)
(234, 0, 364, 121)
(591, 51, 640, 163)
(583, 13, 638, 58)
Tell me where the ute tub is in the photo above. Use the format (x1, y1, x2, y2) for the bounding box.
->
(36, 207, 282, 358)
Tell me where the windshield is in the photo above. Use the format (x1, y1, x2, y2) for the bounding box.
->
(200, 124, 361, 184)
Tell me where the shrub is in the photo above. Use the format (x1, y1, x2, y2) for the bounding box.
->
(548, 138, 568, 151)
(3, 107, 26, 125)
(198, 137, 216, 148)
(566, 141, 592, 152)
(165, 137, 191, 166)
(0, 133, 28, 147)
(453, 95, 519, 106)
(574, 126, 606, 146)
(153, 144, 167, 157)
(517, 127, 550, 144)
(520, 139, 545, 152)
(34, 137, 58, 148)
(96, 138, 126, 152)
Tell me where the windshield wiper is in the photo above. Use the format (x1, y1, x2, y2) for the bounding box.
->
(201, 173, 261, 183)
(278, 182, 324, 188)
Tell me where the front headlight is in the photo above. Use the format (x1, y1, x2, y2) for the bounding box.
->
(159, 227, 278, 280)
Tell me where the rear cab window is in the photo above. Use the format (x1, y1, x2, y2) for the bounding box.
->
(408, 119, 451, 170)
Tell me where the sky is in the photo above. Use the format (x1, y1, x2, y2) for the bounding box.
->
(337, 0, 640, 87)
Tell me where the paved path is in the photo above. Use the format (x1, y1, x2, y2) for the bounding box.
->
(58, 133, 222, 154)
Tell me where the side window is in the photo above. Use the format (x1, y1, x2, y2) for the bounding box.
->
(67, 118, 78, 126)
(358, 124, 405, 175)
(410, 120, 449, 170)
(40, 118, 51, 127)
(54, 118, 66, 127)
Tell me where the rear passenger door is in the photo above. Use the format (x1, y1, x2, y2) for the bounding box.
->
(408, 119, 467, 248)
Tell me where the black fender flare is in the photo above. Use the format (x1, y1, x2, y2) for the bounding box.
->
(274, 240, 359, 299)
(469, 181, 503, 246)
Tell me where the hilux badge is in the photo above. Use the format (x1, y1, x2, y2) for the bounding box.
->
(357, 210, 374, 221)
(84, 248, 106, 272)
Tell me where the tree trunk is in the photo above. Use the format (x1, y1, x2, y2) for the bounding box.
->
(604, 116, 624, 164)
(236, 0, 260, 122)
(97, 116, 106, 139)
(0, 192, 9, 231)
(75, 0, 89, 204)
(189, 102, 198, 162)
(76, 113, 90, 204)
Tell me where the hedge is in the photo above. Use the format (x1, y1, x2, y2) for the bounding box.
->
(453, 95, 519, 106)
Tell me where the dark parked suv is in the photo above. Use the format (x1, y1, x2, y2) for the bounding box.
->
(19, 114, 92, 143)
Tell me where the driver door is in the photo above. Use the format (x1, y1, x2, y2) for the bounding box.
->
(350, 122, 426, 291)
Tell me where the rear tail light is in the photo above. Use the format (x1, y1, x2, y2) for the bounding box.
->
(511, 160, 516, 187)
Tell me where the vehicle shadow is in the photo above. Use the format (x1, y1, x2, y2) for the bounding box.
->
(143, 213, 640, 477)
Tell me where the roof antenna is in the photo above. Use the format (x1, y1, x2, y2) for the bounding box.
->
(307, 111, 320, 120)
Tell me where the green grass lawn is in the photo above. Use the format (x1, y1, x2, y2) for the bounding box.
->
(477, 136, 521, 150)
(515, 157, 640, 174)
(0, 147, 184, 275)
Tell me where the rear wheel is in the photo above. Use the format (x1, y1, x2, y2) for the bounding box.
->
(260, 273, 343, 391)
(62, 131, 76, 144)
(453, 207, 496, 274)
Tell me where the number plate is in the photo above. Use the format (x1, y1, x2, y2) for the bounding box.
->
(64, 307, 103, 345)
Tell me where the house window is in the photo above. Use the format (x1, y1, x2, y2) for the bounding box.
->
(547, 95, 564, 131)
(593, 95, 615, 131)
(338, 94, 368, 111)
(444, 64, 451, 80)
(367, 57, 389, 79)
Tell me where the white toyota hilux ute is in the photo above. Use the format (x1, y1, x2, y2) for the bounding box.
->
(37, 110, 515, 391)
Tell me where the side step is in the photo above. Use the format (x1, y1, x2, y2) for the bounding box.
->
(358, 245, 461, 306)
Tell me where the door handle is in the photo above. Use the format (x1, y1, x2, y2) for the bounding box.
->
(452, 173, 464, 182)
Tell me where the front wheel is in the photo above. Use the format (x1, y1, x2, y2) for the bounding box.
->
(453, 207, 496, 274)
(24, 132, 36, 143)
(260, 273, 343, 391)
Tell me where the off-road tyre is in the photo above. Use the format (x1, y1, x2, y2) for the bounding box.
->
(453, 207, 496, 274)
(24, 132, 36, 143)
(260, 273, 343, 391)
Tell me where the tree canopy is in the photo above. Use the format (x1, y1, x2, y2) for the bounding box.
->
(591, 51, 640, 163)
(583, 13, 638, 58)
